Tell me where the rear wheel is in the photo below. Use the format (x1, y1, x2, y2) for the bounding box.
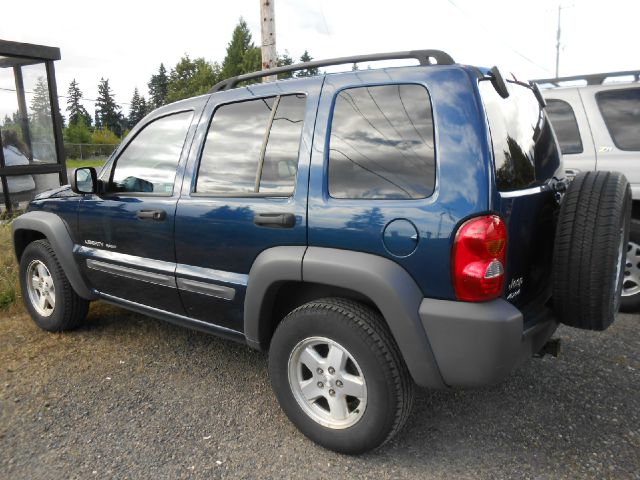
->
(552, 171, 631, 330)
(620, 219, 640, 312)
(268, 298, 414, 454)
(19, 240, 89, 332)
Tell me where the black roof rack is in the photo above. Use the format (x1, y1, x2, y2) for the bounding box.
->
(532, 70, 640, 87)
(208, 49, 455, 93)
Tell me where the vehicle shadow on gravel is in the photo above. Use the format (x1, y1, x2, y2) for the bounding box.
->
(2, 304, 638, 479)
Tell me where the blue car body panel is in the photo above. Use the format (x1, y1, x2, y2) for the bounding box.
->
(308, 66, 491, 299)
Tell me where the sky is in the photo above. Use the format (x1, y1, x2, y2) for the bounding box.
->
(1, 0, 638, 120)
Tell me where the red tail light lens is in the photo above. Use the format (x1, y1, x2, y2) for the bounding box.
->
(452, 215, 507, 301)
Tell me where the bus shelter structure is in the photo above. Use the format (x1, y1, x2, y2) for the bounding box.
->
(0, 39, 66, 214)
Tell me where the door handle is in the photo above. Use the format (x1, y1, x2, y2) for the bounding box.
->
(253, 212, 296, 228)
(136, 209, 166, 221)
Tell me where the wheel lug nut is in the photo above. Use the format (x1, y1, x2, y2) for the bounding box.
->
(328, 389, 335, 396)
(328, 367, 335, 374)
(336, 380, 343, 387)
(317, 382, 324, 388)
(316, 368, 323, 374)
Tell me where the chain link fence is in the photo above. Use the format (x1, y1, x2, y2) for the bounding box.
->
(64, 143, 119, 161)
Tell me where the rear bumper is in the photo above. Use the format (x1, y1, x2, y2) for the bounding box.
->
(419, 298, 558, 387)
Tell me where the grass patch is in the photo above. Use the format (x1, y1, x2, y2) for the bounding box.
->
(65, 158, 106, 170)
(0, 221, 20, 309)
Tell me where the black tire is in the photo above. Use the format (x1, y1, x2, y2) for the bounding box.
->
(553, 171, 631, 330)
(268, 298, 414, 454)
(19, 239, 89, 332)
(620, 219, 640, 312)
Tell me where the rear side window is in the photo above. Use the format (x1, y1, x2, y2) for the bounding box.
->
(196, 94, 306, 195)
(545, 99, 583, 154)
(596, 88, 640, 151)
(480, 81, 562, 192)
(328, 84, 435, 200)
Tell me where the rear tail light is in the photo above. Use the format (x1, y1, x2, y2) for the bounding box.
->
(452, 215, 507, 302)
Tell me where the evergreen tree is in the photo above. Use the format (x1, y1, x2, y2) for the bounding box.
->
(296, 50, 319, 77)
(66, 79, 92, 127)
(277, 51, 294, 79)
(148, 63, 168, 109)
(94, 78, 123, 136)
(29, 77, 51, 124)
(221, 18, 257, 80)
(165, 55, 220, 103)
(242, 47, 262, 76)
(128, 88, 147, 128)
(139, 96, 148, 118)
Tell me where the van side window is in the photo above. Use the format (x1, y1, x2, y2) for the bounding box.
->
(328, 84, 436, 200)
(545, 99, 583, 155)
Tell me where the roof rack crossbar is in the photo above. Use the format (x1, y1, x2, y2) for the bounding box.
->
(208, 49, 454, 93)
(533, 70, 640, 86)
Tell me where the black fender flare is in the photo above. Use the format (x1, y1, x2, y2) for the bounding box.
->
(244, 246, 445, 389)
(12, 211, 96, 300)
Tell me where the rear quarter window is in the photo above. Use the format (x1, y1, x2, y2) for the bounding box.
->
(596, 88, 640, 151)
(328, 84, 436, 200)
(480, 81, 562, 192)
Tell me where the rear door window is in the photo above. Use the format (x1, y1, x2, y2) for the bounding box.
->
(196, 94, 306, 195)
(596, 88, 640, 151)
(545, 99, 583, 154)
(328, 84, 436, 200)
(480, 81, 562, 192)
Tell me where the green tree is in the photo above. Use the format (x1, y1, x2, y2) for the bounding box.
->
(94, 78, 124, 136)
(66, 79, 92, 127)
(148, 63, 168, 109)
(165, 55, 220, 103)
(91, 127, 120, 145)
(63, 116, 92, 144)
(221, 18, 258, 80)
(242, 47, 262, 76)
(277, 50, 294, 79)
(29, 77, 51, 124)
(128, 88, 147, 128)
(296, 50, 319, 77)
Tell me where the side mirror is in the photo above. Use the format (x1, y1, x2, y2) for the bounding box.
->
(70, 167, 98, 194)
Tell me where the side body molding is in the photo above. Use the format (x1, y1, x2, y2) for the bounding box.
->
(12, 211, 97, 300)
(302, 247, 445, 389)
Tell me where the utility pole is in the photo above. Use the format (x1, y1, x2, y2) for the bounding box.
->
(260, 0, 277, 82)
(555, 4, 562, 78)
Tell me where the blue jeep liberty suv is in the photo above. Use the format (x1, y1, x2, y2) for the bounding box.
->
(12, 50, 631, 453)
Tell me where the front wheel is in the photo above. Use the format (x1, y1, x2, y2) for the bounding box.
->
(268, 298, 414, 454)
(19, 239, 89, 332)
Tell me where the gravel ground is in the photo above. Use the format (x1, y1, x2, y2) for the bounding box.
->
(1, 303, 638, 480)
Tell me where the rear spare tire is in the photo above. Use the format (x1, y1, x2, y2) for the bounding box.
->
(553, 171, 631, 330)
